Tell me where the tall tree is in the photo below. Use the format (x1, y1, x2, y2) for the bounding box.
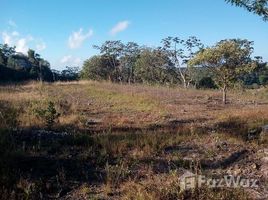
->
(189, 39, 258, 104)
(60, 66, 80, 81)
(226, 0, 268, 21)
(81, 55, 115, 81)
(120, 42, 141, 83)
(0, 44, 15, 65)
(93, 41, 124, 82)
(134, 48, 176, 84)
(161, 36, 204, 88)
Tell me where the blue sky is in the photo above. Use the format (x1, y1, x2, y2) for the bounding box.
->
(1, 0, 268, 70)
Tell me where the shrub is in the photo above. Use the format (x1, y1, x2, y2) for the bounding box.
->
(196, 77, 217, 89)
(259, 74, 268, 86)
(32, 101, 60, 129)
(104, 160, 131, 193)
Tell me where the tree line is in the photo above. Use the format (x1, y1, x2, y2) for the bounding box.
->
(80, 38, 267, 104)
(1, 36, 268, 104)
(81, 39, 266, 76)
(0, 44, 79, 82)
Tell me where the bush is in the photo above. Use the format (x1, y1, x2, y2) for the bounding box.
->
(32, 101, 60, 129)
(259, 74, 268, 86)
(196, 77, 217, 89)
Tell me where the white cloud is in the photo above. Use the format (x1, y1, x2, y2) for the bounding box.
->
(8, 20, 17, 27)
(36, 41, 46, 51)
(60, 55, 72, 63)
(2, 32, 12, 45)
(16, 38, 28, 54)
(60, 55, 81, 66)
(12, 31, 19, 36)
(68, 28, 93, 49)
(109, 20, 130, 36)
(15, 35, 34, 54)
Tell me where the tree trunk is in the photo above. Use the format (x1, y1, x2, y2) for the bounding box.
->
(39, 62, 43, 84)
(182, 81, 187, 88)
(222, 85, 227, 104)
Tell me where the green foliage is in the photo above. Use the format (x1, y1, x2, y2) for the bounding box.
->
(93, 40, 126, 82)
(134, 49, 178, 84)
(259, 74, 268, 85)
(0, 45, 54, 82)
(190, 39, 258, 103)
(258, 64, 268, 85)
(105, 160, 131, 189)
(82, 40, 182, 85)
(226, 0, 268, 21)
(32, 101, 60, 129)
(60, 66, 79, 81)
(81, 38, 267, 89)
(161, 36, 204, 88)
(92, 40, 142, 83)
(191, 39, 257, 87)
(81, 55, 115, 81)
(197, 76, 217, 89)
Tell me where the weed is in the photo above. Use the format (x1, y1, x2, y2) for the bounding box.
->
(31, 101, 60, 129)
(104, 160, 131, 193)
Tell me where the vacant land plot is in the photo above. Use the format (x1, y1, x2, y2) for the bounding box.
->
(0, 81, 267, 199)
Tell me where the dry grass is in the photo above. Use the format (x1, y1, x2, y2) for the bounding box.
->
(0, 81, 267, 199)
(1, 80, 268, 131)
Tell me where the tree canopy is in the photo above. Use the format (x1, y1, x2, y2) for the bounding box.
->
(0, 44, 82, 83)
(226, 0, 268, 20)
(189, 39, 259, 103)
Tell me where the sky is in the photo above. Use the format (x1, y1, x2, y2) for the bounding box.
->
(1, 0, 268, 70)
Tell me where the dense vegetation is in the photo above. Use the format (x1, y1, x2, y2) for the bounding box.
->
(0, 44, 79, 82)
(80, 39, 268, 91)
(1, 36, 267, 104)
(1, 37, 267, 91)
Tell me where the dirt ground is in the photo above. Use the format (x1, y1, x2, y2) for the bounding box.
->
(0, 81, 267, 199)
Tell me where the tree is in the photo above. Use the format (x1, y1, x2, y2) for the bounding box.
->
(60, 66, 80, 81)
(226, 0, 268, 21)
(258, 63, 268, 85)
(0, 43, 53, 82)
(161, 36, 204, 88)
(120, 42, 141, 83)
(93, 41, 143, 83)
(39, 59, 53, 82)
(134, 48, 177, 84)
(27, 49, 53, 83)
(0, 50, 5, 66)
(51, 69, 61, 81)
(93, 41, 124, 82)
(28, 49, 42, 81)
(28, 49, 36, 62)
(81, 55, 115, 81)
(189, 39, 258, 104)
(0, 44, 15, 58)
(0, 44, 15, 65)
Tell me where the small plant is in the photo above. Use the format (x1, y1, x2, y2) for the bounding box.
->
(34, 101, 60, 129)
(105, 160, 131, 193)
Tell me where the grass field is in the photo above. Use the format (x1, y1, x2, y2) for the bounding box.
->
(0, 81, 267, 199)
